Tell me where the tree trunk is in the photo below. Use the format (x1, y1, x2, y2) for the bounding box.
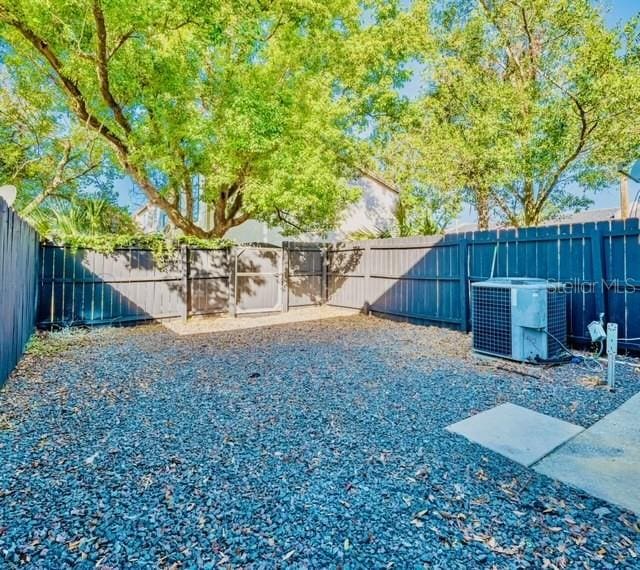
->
(20, 190, 50, 217)
(522, 179, 537, 227)
(207, 224, 229, 238)
(476, 191, 490, 230)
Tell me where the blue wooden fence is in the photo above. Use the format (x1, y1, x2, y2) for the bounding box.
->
(4, 213, 640, 386)
(327, 219, 640, 352)
(38, 245, 235, 326)
(0, 198, 40, 386)
(37, 243, 325, 327)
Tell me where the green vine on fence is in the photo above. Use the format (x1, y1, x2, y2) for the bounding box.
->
(176, 235, 235, 250)
(43, 233, 235, 267)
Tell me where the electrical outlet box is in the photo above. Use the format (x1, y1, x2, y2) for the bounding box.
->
(588, 321, 606, 342)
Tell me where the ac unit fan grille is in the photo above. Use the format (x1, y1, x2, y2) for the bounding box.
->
(547, 290, 567, 358)
(472, 286, 512, 357)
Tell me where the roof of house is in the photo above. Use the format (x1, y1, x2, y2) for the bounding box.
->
(133, 203, 151, 218)
(356, 169, 400, 194)
(540, 207, 621, 226)
(445, 207, 626, 234)
(445, 221, 498, 234)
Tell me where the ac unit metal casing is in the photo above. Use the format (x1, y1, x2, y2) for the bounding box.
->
(471, 278, 567, 362)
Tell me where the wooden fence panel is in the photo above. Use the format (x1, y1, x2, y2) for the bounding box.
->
(326, 244, 366, 308)
(38, 246, 184, 326)
(38, 244, 314, 326)
(38, 246, 227, 326)
(367, 240, 461, 324)
(188, 248, 229, 316)
(285, 242, 325, 308)
(326, 219, 640, 350)
(0, 198, 39, 386)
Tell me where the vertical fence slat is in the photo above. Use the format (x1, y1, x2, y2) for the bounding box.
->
(590, 228, 606, 319)
(0, 198, 39, 386)
(321, 246, 328, 304)
(458, 238, 469, 332)
(282, 243, 290, 312)
(324, 220, 640, 349)
(180, 245, 189, 321)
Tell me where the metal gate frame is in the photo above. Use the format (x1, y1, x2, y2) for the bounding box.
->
(231, 246, 283, 315)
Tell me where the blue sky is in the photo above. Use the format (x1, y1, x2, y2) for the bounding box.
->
(605, 0, 639, 24)
(559, 0, 639, 215)
(117, 0, 640, 221)
(448, 0, 640, 222)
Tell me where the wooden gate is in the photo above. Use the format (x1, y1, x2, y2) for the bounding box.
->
(231, 246, 283, 315)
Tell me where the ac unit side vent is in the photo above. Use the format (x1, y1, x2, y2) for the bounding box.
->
(472, 285, 512, 357)
(547, 290, 567, 359)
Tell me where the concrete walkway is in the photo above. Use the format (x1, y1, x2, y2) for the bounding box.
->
(162, 306, 360, 336)
(534, 393, 640, 514)
(447, 394, 640, 514)
(446, 403, 584, 467)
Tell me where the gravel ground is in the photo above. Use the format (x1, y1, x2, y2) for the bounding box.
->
(1, 315, 639, 569)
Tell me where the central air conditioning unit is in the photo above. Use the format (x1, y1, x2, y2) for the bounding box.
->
(471, 278, 567, 362)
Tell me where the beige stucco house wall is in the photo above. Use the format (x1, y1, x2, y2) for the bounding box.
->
(133, 172, 399, 244)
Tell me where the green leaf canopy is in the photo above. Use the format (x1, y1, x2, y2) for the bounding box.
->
(0, 0, 416, 236)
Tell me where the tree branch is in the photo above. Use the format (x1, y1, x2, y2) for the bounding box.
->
(92, 0, 131, 133)
(1, 10, 126, 150)
(263, 14, 284, 43)
(226, 189, 243, 220)
(1, 9, 208, 236)
(491, 190, 521, 227)
(533, 87, 593, 219)
(517, 3, 538, 81)
(61, 160, 102, 186)
(275, 208, 306, 233)
(478, 0, 527, 83)
(108, 29, 135, 61)
(20, 141, 72, 216)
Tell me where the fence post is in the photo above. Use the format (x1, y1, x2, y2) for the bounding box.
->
(458, 238, 470, 332)
(34, 236, 41, 323)
(321, 244, 328, 305)
(180, 245, 190, 322)
(281, 242, 289, 312)
(363, 243, 371, 314)
(590, 229, 606, 319)
(228, 247, 237, 318)
(607, 322, 618, 389)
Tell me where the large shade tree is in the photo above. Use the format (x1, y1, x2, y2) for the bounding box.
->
(0, 0, 416, 237)
(386, 0, 640, 229)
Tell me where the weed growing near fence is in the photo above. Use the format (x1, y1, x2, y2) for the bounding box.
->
(42, 233, 234, 266)
(25, 329, 89, 358)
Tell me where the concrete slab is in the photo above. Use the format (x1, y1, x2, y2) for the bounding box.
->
(446, 403, 584, 467)
(162, 306, 360, 336)
(534, 393, 640, 514)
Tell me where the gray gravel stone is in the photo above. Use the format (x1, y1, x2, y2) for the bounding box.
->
(1, 316, 639, 568)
